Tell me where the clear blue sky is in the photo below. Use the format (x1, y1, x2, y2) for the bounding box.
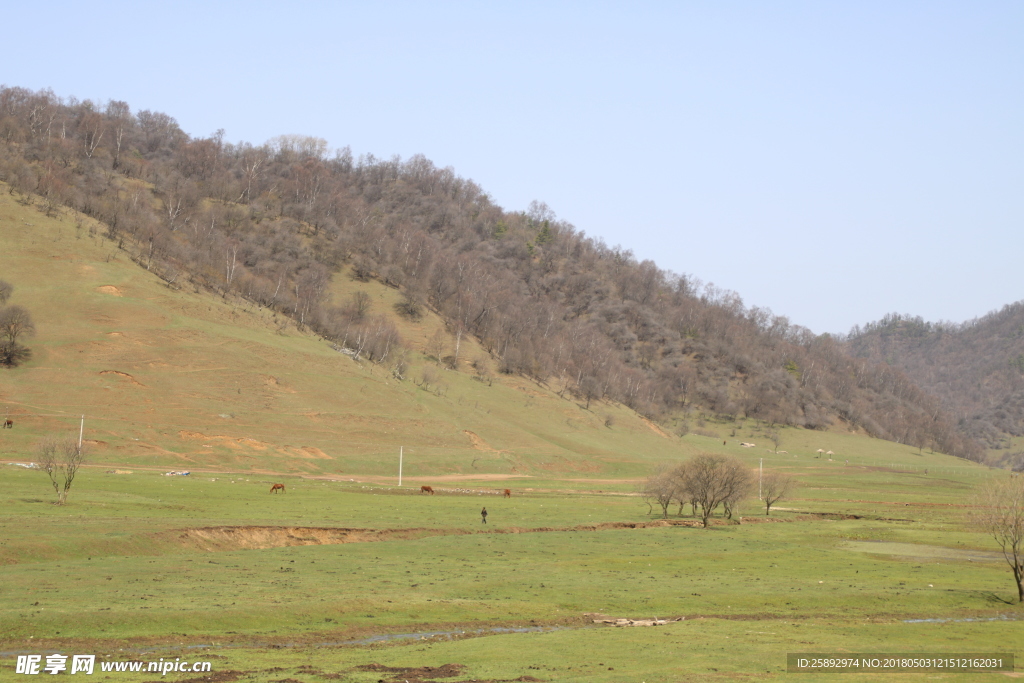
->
(5, 1, 1022, 334)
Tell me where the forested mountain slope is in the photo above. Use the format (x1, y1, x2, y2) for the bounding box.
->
(846, 305, 1024, 462)
(0, 86, 983, 461)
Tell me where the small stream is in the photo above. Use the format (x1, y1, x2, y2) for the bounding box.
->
(0, 625, 582, 658)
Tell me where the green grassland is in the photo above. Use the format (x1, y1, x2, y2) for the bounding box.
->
(1, 191, 1022, 681)
(0, 466, 1019, 682)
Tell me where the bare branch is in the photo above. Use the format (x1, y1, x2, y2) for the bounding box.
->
(972, 477, 1024, 602)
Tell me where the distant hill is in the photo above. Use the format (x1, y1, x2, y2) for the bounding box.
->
(845, 305, 1024, 466)
(0, 85, 983, 462)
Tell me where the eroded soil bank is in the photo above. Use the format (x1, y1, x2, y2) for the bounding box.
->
(168, 518, 755, 551)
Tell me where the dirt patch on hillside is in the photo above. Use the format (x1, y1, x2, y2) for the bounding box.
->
(100, 370, 145, 386)
(264, 375, 296, 393)
(178, 431, 271, 450)
(291, 446, 331, 459)
(175, 433, 329, 459)
(464, 430, 504, 453)
(169, 519, 744, 551)
(97, 285, 123, 296)
(641, 417, 670, 438)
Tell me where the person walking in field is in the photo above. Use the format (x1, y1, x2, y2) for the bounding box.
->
(481, 507, 488, 524)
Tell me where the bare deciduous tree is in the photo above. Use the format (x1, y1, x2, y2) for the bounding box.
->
(676, 453, 753, 527)
(0, 303, 35, 367)
(761, 471, 796, 515)
(37, 434, 86, 505)
(0, 279, 12, 304)
(642, 465, 680, 519)
(972, 477, 1024, 602)
(419, 366, 439, 390)
(0, 304, 34, 345)
(427, 328, 447, 363)
(348, 291, 372, 322)
(767, 429, 782, 454)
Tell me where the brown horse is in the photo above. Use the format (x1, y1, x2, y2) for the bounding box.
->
(420, 485, 434, 495)
(270, 483, 285, 494)
(2, 419, 12, 429)
(503, 489, 511, 498)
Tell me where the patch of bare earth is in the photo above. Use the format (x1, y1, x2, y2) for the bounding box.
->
(355, 663, 544, 683)
(463, 430, 505, 454)
(169, 519, 760, 551)
(640, 417, 670, 438)
(100, 370, 145, 386)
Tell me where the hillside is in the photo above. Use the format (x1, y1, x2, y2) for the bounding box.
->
(846, 306, 1024, 466)
(0, 86, 982, 462)
(0, 188, 689, 476)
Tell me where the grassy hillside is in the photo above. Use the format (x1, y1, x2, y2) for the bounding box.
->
(0, 188, 694, 479)
(3, 189, 1000, 493)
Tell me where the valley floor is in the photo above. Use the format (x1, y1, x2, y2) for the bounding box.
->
(1, 464, 1021, 682)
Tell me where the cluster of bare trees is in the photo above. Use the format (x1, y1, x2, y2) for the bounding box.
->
(644, 455, 796, 525)
(0, 86, 984, 460)
(0, 279, 35, 367)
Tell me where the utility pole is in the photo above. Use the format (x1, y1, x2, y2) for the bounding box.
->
(398, 446, 403, 487)
(78, 415, 84, 452)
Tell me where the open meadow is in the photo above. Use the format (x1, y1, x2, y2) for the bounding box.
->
(2, 192, 1023, 681)
(0, 459, 1020, 682)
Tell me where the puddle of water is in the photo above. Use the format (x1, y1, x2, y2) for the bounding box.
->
(841, 541, 1003, 562)
(170, 625, 578, 652)
(904, 614, 1022, 624)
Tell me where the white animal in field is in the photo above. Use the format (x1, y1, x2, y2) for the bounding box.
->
(741, 442, 756, 448)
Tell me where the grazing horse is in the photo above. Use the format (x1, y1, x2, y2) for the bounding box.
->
(503, 489, 511, 498)
(269, 483, 285, 494)
(2, 419, 11, 429)
(420, 485, 434, 495)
